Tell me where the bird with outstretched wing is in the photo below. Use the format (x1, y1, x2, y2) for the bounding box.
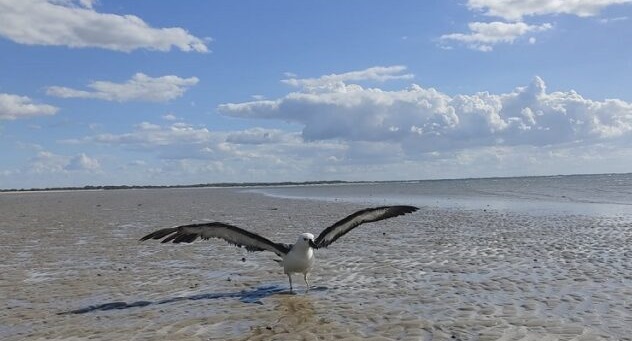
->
(140, 205, 418, 292)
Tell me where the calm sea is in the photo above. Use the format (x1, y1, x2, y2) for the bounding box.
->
(248, 173, 632, 217)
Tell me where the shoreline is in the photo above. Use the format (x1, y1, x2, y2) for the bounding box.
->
(2, 171, 630, 193)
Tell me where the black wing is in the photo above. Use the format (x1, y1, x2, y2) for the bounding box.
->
(314, 205, 418, 248)
(140, 222, 290, 257)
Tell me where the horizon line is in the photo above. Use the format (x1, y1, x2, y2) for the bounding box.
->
(2, 171, 630, 193)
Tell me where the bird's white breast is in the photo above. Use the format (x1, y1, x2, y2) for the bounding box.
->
(283, 247, 315, 274)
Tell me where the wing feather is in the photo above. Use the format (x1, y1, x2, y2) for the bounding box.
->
(314, 205, 418, 248)
(140, 222, 290, 257)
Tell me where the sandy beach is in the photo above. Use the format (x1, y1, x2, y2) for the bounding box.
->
(2, 186, 632, 340)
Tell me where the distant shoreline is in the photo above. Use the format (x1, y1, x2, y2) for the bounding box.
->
(1, 172, 629, 193)
(0, 180, 352, 193)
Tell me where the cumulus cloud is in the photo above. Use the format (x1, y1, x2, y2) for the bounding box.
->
(53, 68, 632, 184)
(0, 0, 209, 52)
(219, 69, 632, 154)
(65, 153, 100, 171)
(467, 0, 632, 21)
(440, 21, 552, 51)
(47, 73, 199, 102)
(0, 93, 59, 120)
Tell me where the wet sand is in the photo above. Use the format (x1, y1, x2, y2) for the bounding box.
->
(1, 187, 632, 340)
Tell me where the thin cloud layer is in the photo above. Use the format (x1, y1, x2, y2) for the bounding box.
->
(467, 0, 632, 21)
(440, 21, 552, 51)
(0, 0, 209, 52)
(282, 66, 414, 90)
(29, 151, 100, 173)
(226, 128, 299, 145)
(71, 122, 345, 181)
(47, 73, 199, 102)
(87, 122, 213, 147)
(219, 69, 632, 154)
(0, 93, 59, 120)
(82, 122, 315, 154)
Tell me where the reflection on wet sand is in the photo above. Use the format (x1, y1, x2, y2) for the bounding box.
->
(247, 294, 347, 341)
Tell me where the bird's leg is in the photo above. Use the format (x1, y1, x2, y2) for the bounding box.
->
(287, 274, 293, 292)
(304, 273, 310, 292)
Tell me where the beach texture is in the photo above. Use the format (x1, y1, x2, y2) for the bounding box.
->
(1, 187, 632, 340)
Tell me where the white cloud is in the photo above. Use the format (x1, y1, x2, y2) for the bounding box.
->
(88, 121, 213, 147)
(467, 0, 632, 21)
(65, 153, 100, 171)
(48, 69, 632, 185)
(440, 21, 552, 51)
(282, 65, 414, 90)
(77, 0, 97, 9)
(29, 151, 67, 173)
(48, 121, 318, 185)
(219, 72, 632, 154)
(225, 128, 299, 145)
(0, 93, 59, 120)
(29, 151, 100, 173)
(599, 16, 629, 23)
(440, 1, 632, 51)
(162, 113, 179, 121)
(82, 122, 327, 155)
(46, 73, 199, 102)
(0, 0, 209, 52)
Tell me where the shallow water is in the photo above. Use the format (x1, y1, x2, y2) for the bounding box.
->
(249, 173, 632, 217)
(1, 182, 632, 340)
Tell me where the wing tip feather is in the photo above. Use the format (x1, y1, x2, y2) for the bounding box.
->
(392, 205, 419, 215)
(139, 227, 178, 242)
(139, 222, 289, 256)
(314, 205, 419, 248)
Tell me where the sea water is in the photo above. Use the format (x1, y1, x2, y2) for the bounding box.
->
(248, 173, 632, 217)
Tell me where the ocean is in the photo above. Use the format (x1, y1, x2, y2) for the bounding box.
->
(249, 173, 632, 218)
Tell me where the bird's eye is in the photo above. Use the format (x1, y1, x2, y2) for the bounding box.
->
(303, 237, 307, 241)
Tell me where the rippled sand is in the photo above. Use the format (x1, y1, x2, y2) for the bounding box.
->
(1, 188, 632, 340)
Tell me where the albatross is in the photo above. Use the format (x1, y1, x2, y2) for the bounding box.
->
(140, 205, 418, 292)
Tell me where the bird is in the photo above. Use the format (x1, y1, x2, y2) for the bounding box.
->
(139, 205, 418, 292)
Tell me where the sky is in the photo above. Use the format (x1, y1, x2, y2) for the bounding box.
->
(1, 0, 632, 189)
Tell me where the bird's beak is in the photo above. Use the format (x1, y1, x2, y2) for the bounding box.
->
(308, 239, 318, 249)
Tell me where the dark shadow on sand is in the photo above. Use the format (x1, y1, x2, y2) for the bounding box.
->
(58, 285, 328, 315)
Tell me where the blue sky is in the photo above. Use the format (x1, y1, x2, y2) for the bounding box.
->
(1, 0, 631, 189)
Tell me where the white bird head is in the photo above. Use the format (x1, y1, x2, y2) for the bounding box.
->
(296, 232, 316, 249)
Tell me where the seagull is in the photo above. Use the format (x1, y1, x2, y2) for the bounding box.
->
(139, 205, 418, 292)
